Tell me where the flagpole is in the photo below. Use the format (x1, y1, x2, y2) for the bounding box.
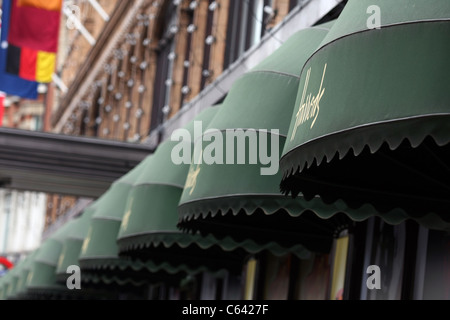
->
(87, 0, 110, 22)
(63, 5, 96, 46)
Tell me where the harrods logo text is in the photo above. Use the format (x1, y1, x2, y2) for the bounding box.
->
(291, 64, 327, 141)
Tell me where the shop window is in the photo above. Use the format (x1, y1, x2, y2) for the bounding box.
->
(148, 283, 170, 300)
(329, 230, 350, 300)
(179, 274, 201, 300)
(248, 251, 332, 300)
(221, 271, 243, 300)
(293, 253, 330, 300)
(168, 287, 181, 300)
(199, 272, 219, 300)
(243, 257, 259, 300)
(417, 229, 450, 300)
(262, 253, 292, 300)
(360, 218, 407, 300)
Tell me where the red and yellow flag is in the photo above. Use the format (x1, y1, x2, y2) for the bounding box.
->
(5, 0, 62, 83)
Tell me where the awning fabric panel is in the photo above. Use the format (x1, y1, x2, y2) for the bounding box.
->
(76, 160, 151, 287)
(79, 218, 122, 263)
(56, 205, 97, 277)
(117, 106, 256, 274)
(25, 261, 68, 296)
(14, 251, 37, 299)
(282, 22, 450, 173)
(178, 27, 332, 215)
(319, 0, 450, 48)
(4, 266, 19, 299)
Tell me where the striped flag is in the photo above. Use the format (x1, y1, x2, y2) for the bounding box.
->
(0, 0, 62, 99)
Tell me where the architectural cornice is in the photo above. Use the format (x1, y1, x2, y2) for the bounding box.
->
(0, 127, 153, 198)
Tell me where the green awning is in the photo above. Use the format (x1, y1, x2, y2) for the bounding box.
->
(78, 156, 210, 290)
(77, 160, 152, 289)
(20, 221, 107, 300)
(177, 23, 352, 255)
(4, 261, 21, 300)
(21, 221, 83, 299)
(117, 106, 258, 275)
(0, 275, 5, 300)
(52, 205, 115, 299)
(280, 0, 450, 231)
(13, 251, 37, 300)
(55, 202, 98, 282)
(25, 243, 68, 298)
(0, 269, 13, 300)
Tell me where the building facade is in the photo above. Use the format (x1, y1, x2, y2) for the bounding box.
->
(45, 0, 344, 229)
(1, 0, 449, 302)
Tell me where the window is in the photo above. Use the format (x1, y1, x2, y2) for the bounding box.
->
(293, 253, 330, 300)
(224, 0, 272, 69)
(415, 229, 450, 300)
(200, 0, 216, 90)
(359, 218, 407, 300)
(150, 3, 178, 134)
(261, 253, 292, 300)
(180, 10, 194, 107)
(91, 87, 102, 137)
(151, 37, 175, 133)
(248, 251, 331, 300)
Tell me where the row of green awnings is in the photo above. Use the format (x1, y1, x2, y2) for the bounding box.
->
(4, 0, 449, 299)
(177, 22, 353, 254)
(0, 21, 342, 298)
(74, 106, 262, 290)
(280, 0, 450, 231)
(116, 108, 251, 276)
(0, 20, 349, 299)
(0, 222, 81, 300)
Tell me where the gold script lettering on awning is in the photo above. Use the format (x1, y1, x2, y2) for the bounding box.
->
(184, 148, 202, 195)
(291, 64, 327, 141)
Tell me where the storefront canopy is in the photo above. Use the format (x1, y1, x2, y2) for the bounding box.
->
(280, 0, 450, 231)
(0, 275, 5, 300)
(55, 202, 98, 283)
(13, 251, 37, 300)
(23, 222, 75, 299)
(77, 159, 154, 289)
(117, 106, 262, 275)
(177, 23, 353, 255)
(3, 264, 19, 300)
(0, 269, 11, 300)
